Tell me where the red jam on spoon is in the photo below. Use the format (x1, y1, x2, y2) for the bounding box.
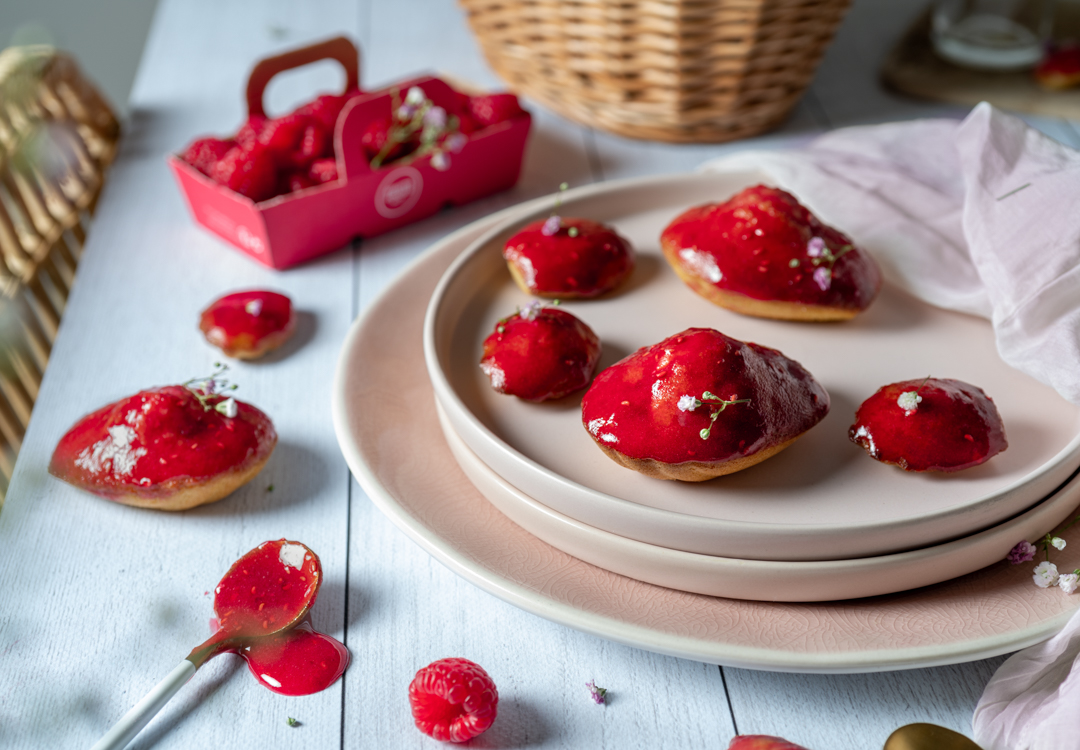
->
(201, 539, 349, 696)
(480, 302, 601, 402)
(200, 290, 296, 359)
(581, 327, 829, 481)
(849, 378, 1007, 472)
(49, 372, 276, 511)
(660, 185, 881, 321)
(502, 217, 634, 298)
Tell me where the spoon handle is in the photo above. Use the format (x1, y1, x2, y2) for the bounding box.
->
(89, 659, 197, 750)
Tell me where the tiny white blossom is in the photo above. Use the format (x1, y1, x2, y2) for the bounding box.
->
(1059, 573, 1079, 595)
(430, 151, 451, 171)
(807, 236, 826, 258)
(1034, 561, 1060, 588)
(897, 391, 922, 414)
(397, 104, 415, 121)
(1052, 537, 1067, 550)
(446, 133, 468, 153)
(215, 397, 238, 419)
(405, 86, 426, 106)
(245, 298, 263, 316)
(812, 266, 831, 291)
(541, 216, 561, 236)
(677, 395, 698, 412)
(423, 105, 447, 129)
(520, 301, 543, 321)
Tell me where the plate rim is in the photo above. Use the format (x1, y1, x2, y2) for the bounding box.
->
(332, 184, 1080, 672)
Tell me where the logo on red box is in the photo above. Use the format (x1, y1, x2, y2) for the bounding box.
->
(375, 166, 423, 219)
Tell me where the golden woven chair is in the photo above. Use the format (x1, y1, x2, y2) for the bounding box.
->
(0, 45, 120, 503)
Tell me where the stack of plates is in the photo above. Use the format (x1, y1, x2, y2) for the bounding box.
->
(423, 172, 1080, 602)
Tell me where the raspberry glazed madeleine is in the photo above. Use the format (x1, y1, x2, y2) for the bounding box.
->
(480, 301, 601, 402)
(49, 369, 276, 510)
(200, 290, 296, 360)
(849, 378, 1007, 472)
(581, 327, 829, 481)
(502, 214, 634, 299)
(660, 184, 882, 321)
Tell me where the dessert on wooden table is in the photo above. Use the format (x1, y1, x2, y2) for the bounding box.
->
(49, 371, 276, 510)
(849, 377, 1007, 472)
(660, 184, 881, 321)
(502, 210, 634, 299)
(480, 301, 601, 402)
(581, 327, 829, 481)
(200, 290, 296, 359)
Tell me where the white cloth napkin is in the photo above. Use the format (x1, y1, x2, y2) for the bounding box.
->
(700, 103, 1080, 749)
(699, 101, 1080, 406)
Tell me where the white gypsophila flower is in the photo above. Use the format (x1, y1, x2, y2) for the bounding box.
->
(1059, 573, 1079, 595)
(245, 298, 263, 317)
(405, 86, 426, 106)
(446, 132, 468, 153)
(807, 236, 826, 258)
(520, 301, 543, 321)
(215, 397, 238, 419)
(897, 391, 922, 413)
(813, 266, 831, 291)
(1052, 537, 1067, 550)
(541, 215, 561, 237)
(430, 151, 450, 171)
(1034, 561, 1060, 588)
(677, 395, 698, 412)
(424, 105, 447, 129)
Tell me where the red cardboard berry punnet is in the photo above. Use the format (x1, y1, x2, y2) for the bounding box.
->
(168, 37, 531, 270)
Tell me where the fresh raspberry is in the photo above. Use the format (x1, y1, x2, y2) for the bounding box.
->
(308, 158, 339, 184)
(294, 91, 359, 132)
(360, 116, 415, 165)
(298, 121, 330, 163)
(284, 170, 317, 193)
(450, 90, 478, 135)
(728, 736, 813, 750)
(1035, 44, 1080, 90)
(209, 145, 279, 202)
(258, 113, 316, 169)
(408, 658, 498, 743)
(182, 137, 235, 176)
(235, 116, 267, 150)
(467, 93, 525, 128)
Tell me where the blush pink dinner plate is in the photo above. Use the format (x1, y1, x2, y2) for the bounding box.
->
(424, 173, 1080, 561)
(333, 199, 1080, 671)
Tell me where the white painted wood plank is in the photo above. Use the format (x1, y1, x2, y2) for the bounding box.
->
(0, 0, 360, 748)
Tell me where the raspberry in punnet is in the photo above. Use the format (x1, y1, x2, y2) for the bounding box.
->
(408, 658, 498, 743)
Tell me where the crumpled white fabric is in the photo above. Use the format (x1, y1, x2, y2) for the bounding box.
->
(699, 101, 1080, 406)
(971, 610, 1080, 750)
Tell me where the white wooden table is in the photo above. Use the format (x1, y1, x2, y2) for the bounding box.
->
(2, 1, 1078, 748)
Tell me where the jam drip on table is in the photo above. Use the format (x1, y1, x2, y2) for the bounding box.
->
(200, 290, 295, 358)
(49, 386, 276, 499)
(848, 378, 1007, 472)
(660, 185, 881, 312)
(480, 305, 601, 402)
(581, 327, 829, 465)
(502, 218, 634, 298)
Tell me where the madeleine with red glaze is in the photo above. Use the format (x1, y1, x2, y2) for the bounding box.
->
(660, 185, 881, 321)
(581, 327, 829, 481)
(502, 215, 634, 299)
(849, 378, 1007, 472)
(480, 302, 601, 402)
(200, 290, 296, 359)
(49, 371, 276, 510)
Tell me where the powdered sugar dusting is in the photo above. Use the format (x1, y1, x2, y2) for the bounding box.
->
(480, 362, 505, 390)
(678, 248, 722, 283)
(74, 425, 147, 477)
(279, 543, 306, 570)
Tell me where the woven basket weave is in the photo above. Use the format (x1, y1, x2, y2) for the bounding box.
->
(460, 0, 851, 143)
(0, 45, 119, 501)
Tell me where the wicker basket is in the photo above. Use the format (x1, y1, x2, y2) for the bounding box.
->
(0, 45, 120, 501)
(460, 0, 851, 143)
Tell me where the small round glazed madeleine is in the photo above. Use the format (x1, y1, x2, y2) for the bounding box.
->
(200, 290, 296, 359)
(502, 216, 634, 298)
(480, 302, 601, 402)
(49, 380, 276, 510)
(660, 184, 881, 321)
(849, 378, 1007, 472)
(581, 327, 829, 481)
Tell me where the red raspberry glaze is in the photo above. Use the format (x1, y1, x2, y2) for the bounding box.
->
(660, 185, 881, 316)
(242, 620, 350, 696)
(729, 736, 812, 750)
(581, 328, 829, 468)
(200, 290, 295, 359)
(849, 378, 1007, 472)
(49, 386, 276, 502)
(502, 218, 634, 298)
(480, 305, 601, 402)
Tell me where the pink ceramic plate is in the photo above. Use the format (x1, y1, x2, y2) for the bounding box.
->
(333, 200, 1080, 671)
(424, 173, 1080, 562)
